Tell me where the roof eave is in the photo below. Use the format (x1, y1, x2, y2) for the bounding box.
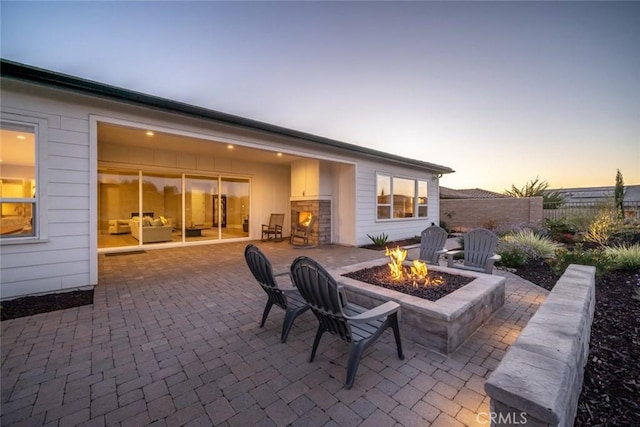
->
(1, 58, 454, 175)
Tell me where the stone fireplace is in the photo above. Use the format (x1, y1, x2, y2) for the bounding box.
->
(290, 199, 331, 245)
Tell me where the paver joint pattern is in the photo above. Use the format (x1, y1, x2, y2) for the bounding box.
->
(1, 242, 547, 426)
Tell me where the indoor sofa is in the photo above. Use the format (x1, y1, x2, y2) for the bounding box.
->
(130, 216, 173, 243)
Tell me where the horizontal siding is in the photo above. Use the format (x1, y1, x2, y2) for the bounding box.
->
(48, 222, 89, 237)
(50, 141, 89, 158)
(2, 269, 90, 299)
(1, 248, 88, 270)
(354, 159, 440, 246)
(48, 196, 89, 211)
(49, 169, 89, 184)
(60, 116, 89, 133)
(50, 127, 88, 146)
(0, 235, 89, 254)
(48, 156, 88, 172)
(1, 78, 450, 298)
(1, 85, 92, 299)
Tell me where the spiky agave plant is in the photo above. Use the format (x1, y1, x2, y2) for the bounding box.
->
(367, 233, 388, 247)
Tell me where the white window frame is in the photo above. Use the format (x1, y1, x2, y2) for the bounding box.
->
(0, 113, 48, 244)
(375, 173, 429, 221)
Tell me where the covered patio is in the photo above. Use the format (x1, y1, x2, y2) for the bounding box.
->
(1, 242, 547, 426)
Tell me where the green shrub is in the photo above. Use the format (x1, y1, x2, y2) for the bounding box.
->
(366, 233, 388, 247)
(497, 241, 538, 267)
(511, 229, 559, 258)
(544, 217, 577, 234)
(551, 244, 615, 278)
(497, 229, 561, 267)
(543, 217, 577, 243)
(609, 218, 640, 246)
(604, 243, 640, 270)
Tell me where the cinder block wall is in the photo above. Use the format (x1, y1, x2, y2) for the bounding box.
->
(440, 197, 543, 231)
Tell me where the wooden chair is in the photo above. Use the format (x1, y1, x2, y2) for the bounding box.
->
(290, 215, 317, 246)
(290, 256, 404, 389)
(446, 228, 501, 274)
(418, 225, 448, 265)
(261, 213, 285, 241)
(244, 244, 309, 342)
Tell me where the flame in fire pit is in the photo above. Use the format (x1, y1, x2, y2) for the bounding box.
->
(385, 246, 444, 287)
(385, 246, 407, 280)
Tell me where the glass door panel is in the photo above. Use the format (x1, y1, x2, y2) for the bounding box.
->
(139, 173, 181, 245)
(185, 176, 219, 242)
(221, 177, 250, 239)
(98, 170, 139, 249)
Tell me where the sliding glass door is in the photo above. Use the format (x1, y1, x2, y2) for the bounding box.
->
(98, 169, 250, 249)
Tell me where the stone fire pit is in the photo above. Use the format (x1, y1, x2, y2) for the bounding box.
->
(328, 258, 505, 355)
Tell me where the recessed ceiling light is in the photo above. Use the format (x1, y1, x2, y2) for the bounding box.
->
(227, 144, 234, 149)
(277, 152, 283, 157)
(146, 131, 154, 137)
(17, 135, 26, 140)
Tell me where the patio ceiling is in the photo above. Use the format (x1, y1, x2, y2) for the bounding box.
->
(98, 121, 306, 166)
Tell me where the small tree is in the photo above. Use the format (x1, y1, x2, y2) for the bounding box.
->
(614, 169, 625, 219)
(504, 177, 565, 209)
(585, 206, 619, 246)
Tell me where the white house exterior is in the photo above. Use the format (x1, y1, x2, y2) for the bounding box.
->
(0, 59, 453, 299)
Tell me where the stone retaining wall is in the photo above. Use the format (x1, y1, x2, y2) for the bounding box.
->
(485, 264, 596, 426)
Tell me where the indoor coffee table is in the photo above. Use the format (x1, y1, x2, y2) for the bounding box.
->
(185, 227, 209, 237)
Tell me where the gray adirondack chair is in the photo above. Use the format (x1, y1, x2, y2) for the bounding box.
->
(446, 228, 501, 274)
(418, 225, 448, 265)
(290, 256, 404, 389)
(244, 244, 309, 342)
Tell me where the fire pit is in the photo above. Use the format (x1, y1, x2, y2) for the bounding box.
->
(329, 247, 505, 354)
(344, 247, 474, 301)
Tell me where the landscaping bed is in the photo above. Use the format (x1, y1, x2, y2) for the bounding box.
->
(0, 289, 94, 321)
(511, 261, 640, 426)
(365, 234, 639, 425)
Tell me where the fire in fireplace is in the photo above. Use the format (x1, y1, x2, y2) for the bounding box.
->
(297, 211, 314, 228)
(291, 211, 317, 246)
(290, 200, 330, 245)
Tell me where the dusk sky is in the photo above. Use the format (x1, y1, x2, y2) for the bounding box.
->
(2, 1, 638, 192)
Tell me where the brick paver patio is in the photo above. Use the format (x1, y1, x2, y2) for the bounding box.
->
(1, 242, 548, 426)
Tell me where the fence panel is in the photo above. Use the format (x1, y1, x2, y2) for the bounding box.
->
(543, 201, 640, 220)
